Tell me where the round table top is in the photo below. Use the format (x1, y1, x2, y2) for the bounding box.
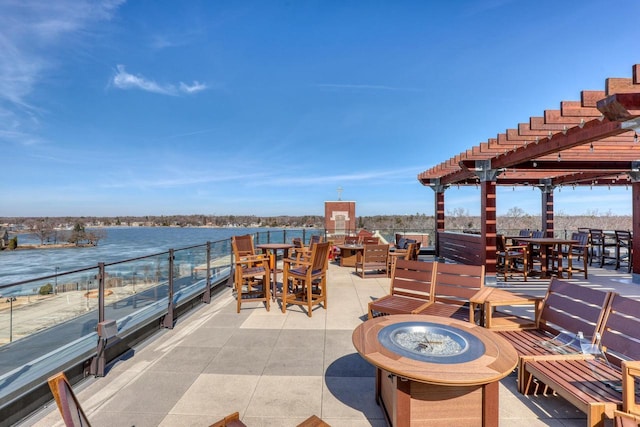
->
(256, 243, 294, 250)
(352, 314, 518, 386)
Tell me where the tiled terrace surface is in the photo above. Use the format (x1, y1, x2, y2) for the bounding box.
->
(22, 256, 640, 427)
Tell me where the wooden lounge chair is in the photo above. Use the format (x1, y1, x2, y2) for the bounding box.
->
(368, 259, 436, 319)
(523, 293, 640, 427)
(47, 372, 91, 427)
(496, 278, 613, 393)
(355, 244, 390, 278)
(231, 235, 271, 313)
(281, 242, 330, 317)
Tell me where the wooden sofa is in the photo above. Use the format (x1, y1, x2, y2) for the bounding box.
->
(522, 293, 640, 427)
(367, 260, 484, 323)
(495, 278, 613, 393)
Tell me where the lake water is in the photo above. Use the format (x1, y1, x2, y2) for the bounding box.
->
(0, 227, 302, 288)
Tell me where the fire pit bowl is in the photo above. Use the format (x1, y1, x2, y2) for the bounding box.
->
(378, 320, 485, 364)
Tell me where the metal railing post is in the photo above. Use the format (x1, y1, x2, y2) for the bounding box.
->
(203, 242, 211, 304)
(98, 262, 105, 323)
(163, 249, 175, 328)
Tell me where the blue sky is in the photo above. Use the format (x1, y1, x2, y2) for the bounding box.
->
(2, 0, 639, 218)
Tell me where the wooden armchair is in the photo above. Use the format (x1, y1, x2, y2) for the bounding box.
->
(355, 244, 390, 278)
(361, 236, 380, 245)
(368, 259, 436, 319)
(615, 230, 632, 273)
(554, 231, 589, 279)
(344, 235, 359, 245)
(281, 242, 330, 317)
(47, 372, 91, 427)
(614, 360, 640, 427)
(231, 234, 271, 313)
(496, 234, 528, 282)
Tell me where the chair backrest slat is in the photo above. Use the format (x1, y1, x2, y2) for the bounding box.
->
(311, 242, 330, 271)
(601, 294, 640, 367)
(536, 278, 612, 339)
(432, 263, 484, 305)
(232, 234, 255, 258)
(390, 259, 436, 300)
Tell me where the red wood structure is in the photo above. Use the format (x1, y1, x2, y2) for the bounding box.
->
(418, 64, 640, 276)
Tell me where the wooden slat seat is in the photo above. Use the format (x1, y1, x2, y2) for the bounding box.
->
(496, 278, 614, 393)
(523, 293, 640, 427)
(367, 259, 435, 319)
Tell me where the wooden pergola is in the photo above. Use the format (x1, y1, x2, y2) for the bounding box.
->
(417, 64, 640, 277)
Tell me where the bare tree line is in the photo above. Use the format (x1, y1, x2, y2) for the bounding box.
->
(2, 209, 632, 239)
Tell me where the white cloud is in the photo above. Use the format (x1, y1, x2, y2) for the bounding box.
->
(112, 65, 207, 96)
(0, 0, 125, 145)
(112, 65, 175, 95)
(180, 81, 207, 94)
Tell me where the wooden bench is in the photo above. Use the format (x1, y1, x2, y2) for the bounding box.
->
(418, 262, 485, 324)
(496, 278, 613, 393)
(367, 259, 435, 319)
(523, 293, 640, 427)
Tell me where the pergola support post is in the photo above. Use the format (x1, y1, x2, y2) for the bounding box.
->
(628, 167, 640, 279)
(539, 179, 555, 237)
(429, 179, 447, 258)
(475, 160, 500, 275)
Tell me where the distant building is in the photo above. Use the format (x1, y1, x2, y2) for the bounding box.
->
(324, 200, 356, 236)
(0, 229, 9, 248)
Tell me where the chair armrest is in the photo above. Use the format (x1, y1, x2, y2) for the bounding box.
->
(622, 360, 640, 414)
(235, 254, 269, 267)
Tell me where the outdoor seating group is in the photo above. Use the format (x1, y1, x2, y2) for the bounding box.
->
(582, 228, 633, 272)
(495, 228, 633, 281)
(231, 235, 330, 317)
(48, 371, 329, 427)
(368, 257, 640, 426)
(494, 278, 640, 427)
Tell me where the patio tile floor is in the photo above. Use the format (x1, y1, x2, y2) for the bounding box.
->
(23, 255, 639, 427)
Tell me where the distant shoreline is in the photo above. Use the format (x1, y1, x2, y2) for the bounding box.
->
(3, 243, 96, 251)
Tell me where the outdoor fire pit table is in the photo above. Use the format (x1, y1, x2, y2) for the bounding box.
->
(352, 314, 518, 427)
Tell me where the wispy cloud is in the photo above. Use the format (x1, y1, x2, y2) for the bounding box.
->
(0, 0, 125, 145)
(112, 65, 207, 96)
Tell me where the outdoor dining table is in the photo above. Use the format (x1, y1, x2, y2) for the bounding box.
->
(256, 243, 294, 300)
(516, 237, 579, 278)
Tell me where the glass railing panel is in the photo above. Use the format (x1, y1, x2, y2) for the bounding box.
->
(0, 267, 100, 345)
